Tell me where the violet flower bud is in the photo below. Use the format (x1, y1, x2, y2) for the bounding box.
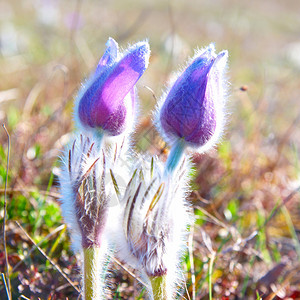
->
(75, 38, 150, 136)
(157, 44, 228, 152)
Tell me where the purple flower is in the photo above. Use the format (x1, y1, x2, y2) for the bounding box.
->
(157, 44, 228, 151)
(75, 38, 150, 136)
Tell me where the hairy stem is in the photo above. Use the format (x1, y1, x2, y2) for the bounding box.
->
(83, 247, 104, 300)
(164, 138, 185, 175)
(150, 275, 170, 300)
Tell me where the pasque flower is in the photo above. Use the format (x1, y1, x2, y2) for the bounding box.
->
(157, 44, 228, 152)
(59, 134, 109, 299)
(75, 38, 150, 136)
(60, 38, 150, 299)
(112, 156, 192, 299)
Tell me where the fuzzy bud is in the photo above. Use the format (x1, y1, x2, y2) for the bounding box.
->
(157, 44, 228, 152)
(75, 38, 150, 136)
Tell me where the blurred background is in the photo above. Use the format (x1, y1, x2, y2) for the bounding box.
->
(0, 0, 300, 299)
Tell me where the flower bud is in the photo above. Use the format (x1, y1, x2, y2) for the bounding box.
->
(75, 38, 150, 136)
(112, 156, 192, 298)
(157, 44, 228, 151)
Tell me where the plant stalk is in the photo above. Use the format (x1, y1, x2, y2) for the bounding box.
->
(150, 275, 170, 300)
(83, 247, 103, 300)
(2, 124, 11, 300)
(165, 138, 185, 175)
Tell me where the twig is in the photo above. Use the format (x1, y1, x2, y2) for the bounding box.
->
(208, 251, 216, 300)
(111, 256, 149, 288)
(2, 124, 11, 300)
(194, 205, 230, 230)
(12, 224, 66, 272)
(143, 85, 158, 102)
(55, 282, 74, 292)
(1, 273, 10, 300)
(0, 188, 61, 199)
(14, 221, 80, 293)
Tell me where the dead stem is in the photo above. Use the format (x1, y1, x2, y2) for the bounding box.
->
(2, 124, 11, 300)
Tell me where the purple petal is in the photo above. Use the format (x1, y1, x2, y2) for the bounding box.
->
(95, 38, 118, 76)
